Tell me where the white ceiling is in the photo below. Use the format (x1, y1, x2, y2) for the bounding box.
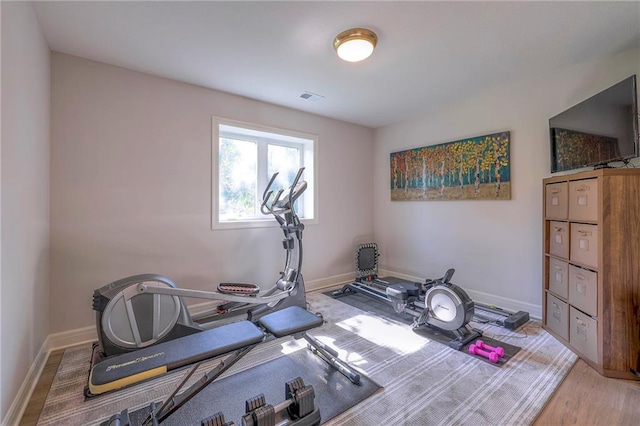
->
(33, 1, 640, 128)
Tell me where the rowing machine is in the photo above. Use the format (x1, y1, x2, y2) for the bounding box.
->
(333, 243, 481, 350)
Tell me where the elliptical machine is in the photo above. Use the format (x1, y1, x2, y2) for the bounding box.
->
(92, 168, 309, 360)
(333, 243, 481, 350)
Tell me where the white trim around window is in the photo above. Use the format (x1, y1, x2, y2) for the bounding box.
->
(211, 117, 318, 230)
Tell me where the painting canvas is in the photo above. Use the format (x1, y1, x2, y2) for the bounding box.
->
(390, 131, 511, 201)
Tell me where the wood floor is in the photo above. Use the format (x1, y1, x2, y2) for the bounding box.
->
(19, 350, 640, 425)
(19, 349, 64, 426)
(534, 359, 640, 425)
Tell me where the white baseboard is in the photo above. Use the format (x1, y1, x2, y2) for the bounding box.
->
(306, 272, 354, 291)
(48, 325, 97, 351)
(1, 326, 103, 425)
(2, 336, 50, 426)
(465, 288, 542, 319)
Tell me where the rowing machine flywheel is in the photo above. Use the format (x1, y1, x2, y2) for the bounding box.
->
(424, 283, 474, 331)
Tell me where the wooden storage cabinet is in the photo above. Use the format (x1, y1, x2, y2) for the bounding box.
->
(543, 169, 640, 380)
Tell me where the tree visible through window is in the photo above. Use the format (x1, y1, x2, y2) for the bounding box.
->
(219, 138, 257, 219)
(268, 144, 301, 207)
(213, 118, 316, 229)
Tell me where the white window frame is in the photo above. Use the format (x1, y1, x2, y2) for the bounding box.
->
(212, 117, 318, 230)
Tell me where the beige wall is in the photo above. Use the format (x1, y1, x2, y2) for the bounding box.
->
(373, 48, 640, 316)
(50, 53, 375, 333)
(1, 1, 51, 420)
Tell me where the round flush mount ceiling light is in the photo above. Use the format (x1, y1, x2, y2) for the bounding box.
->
(333, 28, 378, 62)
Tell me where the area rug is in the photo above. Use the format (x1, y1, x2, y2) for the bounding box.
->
(328, 290, 521, 366)
(37, 291, 577, 426)
(127, 348, 380, 425)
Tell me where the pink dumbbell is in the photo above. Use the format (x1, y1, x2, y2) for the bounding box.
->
(469, 344, 499, 363)
(475, 340, 505, 358)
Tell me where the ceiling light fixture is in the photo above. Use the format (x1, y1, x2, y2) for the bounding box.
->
(333, 28, 378, 62)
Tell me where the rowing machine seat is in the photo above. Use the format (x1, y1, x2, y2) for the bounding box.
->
(385, 282, 421, 301)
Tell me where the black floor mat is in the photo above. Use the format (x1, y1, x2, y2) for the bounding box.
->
(326, 288, 520, 366)
(128, 347, 381, 425)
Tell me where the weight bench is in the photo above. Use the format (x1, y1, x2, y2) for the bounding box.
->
(88, 306, 360, 403)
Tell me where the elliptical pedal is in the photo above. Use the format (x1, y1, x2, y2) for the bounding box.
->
(217, 282, 261, 295)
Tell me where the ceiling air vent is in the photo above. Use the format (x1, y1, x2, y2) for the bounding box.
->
(299, 91, 324, 102)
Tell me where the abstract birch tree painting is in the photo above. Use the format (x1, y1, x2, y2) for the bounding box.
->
(390, 132, 511, 201)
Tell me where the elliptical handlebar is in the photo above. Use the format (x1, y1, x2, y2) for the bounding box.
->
(260, 167, 307, 220)
(424, 268, 456, 289)
(260, 172, 281, 216)
(441, 268, 455, 284)
(277, 168, 306, 209)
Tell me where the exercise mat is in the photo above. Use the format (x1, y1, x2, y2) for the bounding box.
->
(327, 290, 520, 366)
(128, 347, 382, 425)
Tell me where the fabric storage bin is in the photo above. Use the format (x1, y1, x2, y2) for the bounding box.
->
(570, 223, 598, 268)
(568, 265, 597, 316)
(548, 257, 569, 299)
(570, 306, 598, 364)
(546, 293, 569, 341)
(545, 182, 568, 220)
(569, 178, 598, 222)
(549, 221, 569, 259)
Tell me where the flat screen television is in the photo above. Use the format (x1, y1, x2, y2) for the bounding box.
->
(549, 75, 638, 173)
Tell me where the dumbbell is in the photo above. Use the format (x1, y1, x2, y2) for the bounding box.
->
(475, 340, 505, 358)
(469, 344, 500, 363)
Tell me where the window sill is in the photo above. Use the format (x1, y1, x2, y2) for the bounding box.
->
(212, 217, 318, 231)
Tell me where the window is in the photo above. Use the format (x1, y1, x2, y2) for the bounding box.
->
(212, 117, 317, 229)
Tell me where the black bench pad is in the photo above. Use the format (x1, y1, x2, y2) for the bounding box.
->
(89, 320, 264, 394)
(258, 306, 323, 337)
(89, 307, 323, 396)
